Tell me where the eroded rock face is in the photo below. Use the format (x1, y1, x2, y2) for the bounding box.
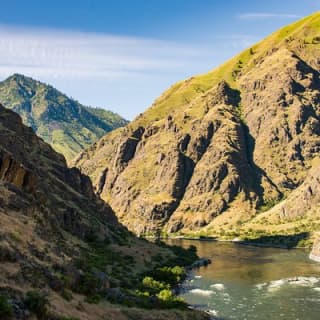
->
(277, 166, 320, 220)
(166, 85, 263, 232)
(74, 13, 320, 236)
(0, 103, 117, 240)
(0, 150, 37, 193)
(76, 82, 265, 235)
(240, 49, 320, 198)
(310, 238, 320, 262)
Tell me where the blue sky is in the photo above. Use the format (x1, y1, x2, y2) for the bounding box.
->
(0, 1, 319, 119)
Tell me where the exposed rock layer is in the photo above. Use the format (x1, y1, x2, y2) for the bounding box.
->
(0, 102, 118, 239)
(75, 13, 320, 238)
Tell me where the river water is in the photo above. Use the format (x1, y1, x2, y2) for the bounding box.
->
(167, 239, 320, 320)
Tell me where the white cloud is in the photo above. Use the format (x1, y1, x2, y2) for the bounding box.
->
(0, 24, 205, 81)
(238, 13, 302, 20)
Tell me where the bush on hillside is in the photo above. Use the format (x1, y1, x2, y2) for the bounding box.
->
(0, 295, 13, 319)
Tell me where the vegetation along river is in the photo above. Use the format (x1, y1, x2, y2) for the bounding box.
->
(167, 240, 320, 320)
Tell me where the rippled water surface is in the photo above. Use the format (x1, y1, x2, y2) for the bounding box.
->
(167, 240, 320, 320)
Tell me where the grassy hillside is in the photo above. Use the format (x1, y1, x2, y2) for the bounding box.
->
(133, 12, 320, 127)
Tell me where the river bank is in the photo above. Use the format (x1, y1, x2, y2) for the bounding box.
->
(158, 234, 314, 250)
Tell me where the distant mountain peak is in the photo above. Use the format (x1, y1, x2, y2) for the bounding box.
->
(0, 74, 128, 161)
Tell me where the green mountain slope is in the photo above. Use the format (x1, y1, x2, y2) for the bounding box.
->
(0, 74, 128, 161)
(75, 12, 320, 244)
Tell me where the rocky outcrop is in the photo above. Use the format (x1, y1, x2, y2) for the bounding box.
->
(276, 166, 320, 220)
(190, 258, 212, 269)
(310, 238, 320, 262)
(76, 82, 264, 235)
(240, 49, 320, 199)
(74, 13, 320, 237)
(115, 127, 145, 171)
(0, 149, 37, 193)
(0, 103, 118, 240)
(165, 85, 263, 232)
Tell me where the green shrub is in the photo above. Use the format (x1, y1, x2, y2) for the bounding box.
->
(158, 244, 198, 267)
(77, 272, 101, 295)
(0, 295, 13, 319)
(135, 290, 150, 298)
(85, 294, 101, 304)
(150, 266, 186, 286)
(142, 277, 169, 294)
(61, 289, 73, 301)
(157, 289, 174, 301)
(25, 291, 49, 318)
(156, 289, 185, 308)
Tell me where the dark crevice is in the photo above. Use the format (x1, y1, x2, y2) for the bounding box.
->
(115, 126, 145, 170)
(192, 121, 215, 162)
(240, 115, 283, 206)
(172, 151, 195, 200)
(154, 151, 196, 235)
(178, 134, 191, 153)
(227, 83, 283, 206)
(110, 126, 145, 189)
(97, 168, 108, 195)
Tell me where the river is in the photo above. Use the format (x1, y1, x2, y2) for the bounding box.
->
(167, 239, 320, 320)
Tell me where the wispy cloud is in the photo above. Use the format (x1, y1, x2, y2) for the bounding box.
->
(0, 24, 259, 119)
(0, 24, 261, 83)
(238, 13, 302, 20)
(0, 24, 205, 81)
(211, 34, 259, 49)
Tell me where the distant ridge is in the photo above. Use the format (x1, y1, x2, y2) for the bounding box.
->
(0, 74, 128, 160)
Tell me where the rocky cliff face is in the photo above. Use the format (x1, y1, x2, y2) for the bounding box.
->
(0, 103, 117, 239)
(74, 13, 320, 239)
